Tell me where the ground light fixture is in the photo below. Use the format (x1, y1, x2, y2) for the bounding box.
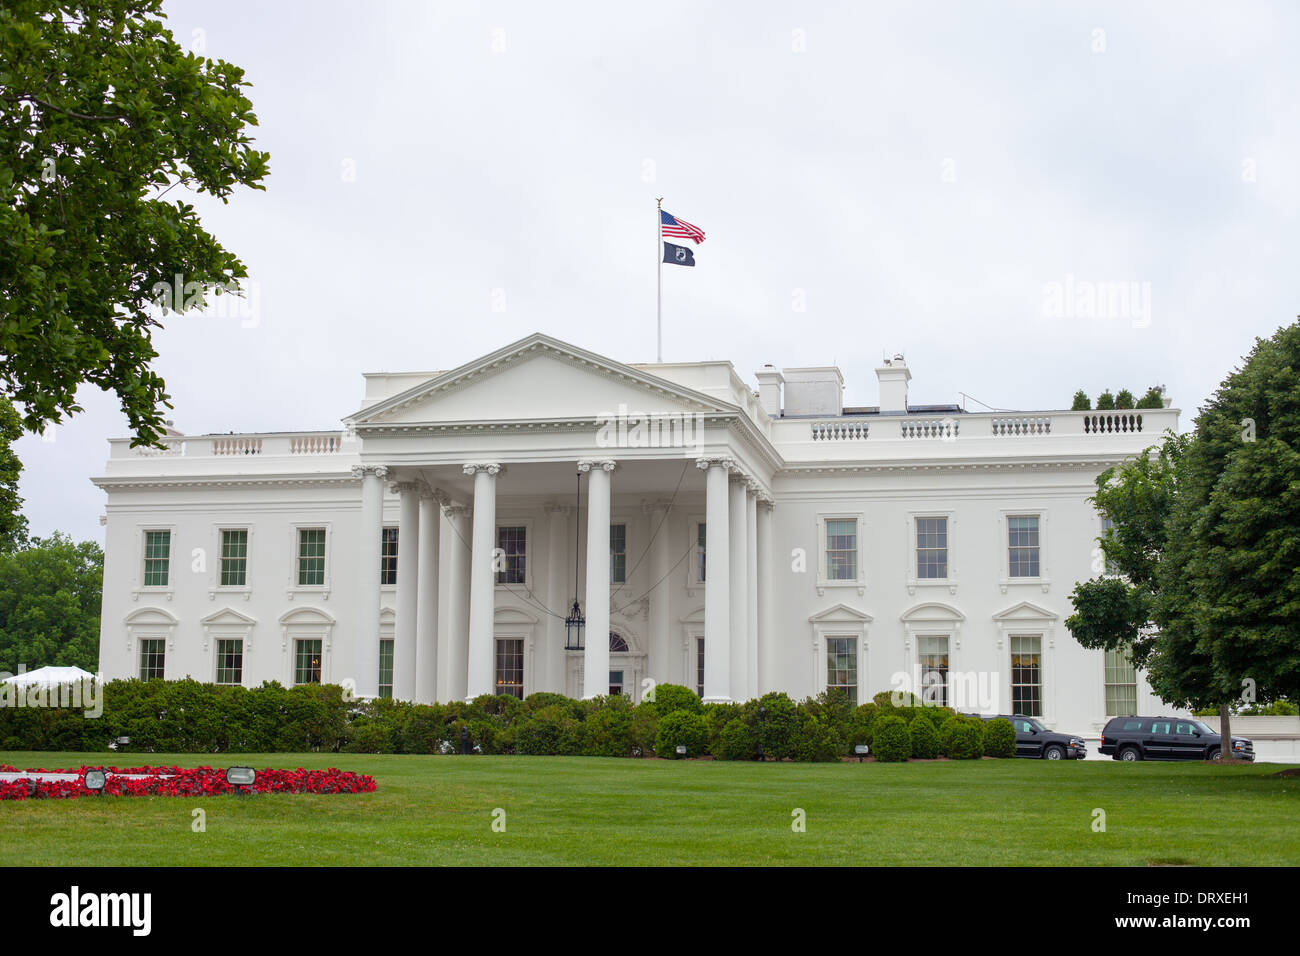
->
(854, 745, 870, 762)
(225, 766, 257, 791)
(83, 768, 107, 793)
(675, 745, 687, 757)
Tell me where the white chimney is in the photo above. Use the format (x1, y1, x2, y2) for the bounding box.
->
(754, 365, 784, 417)
(783, 367, 844, 416)
(875, 355, 910, 414)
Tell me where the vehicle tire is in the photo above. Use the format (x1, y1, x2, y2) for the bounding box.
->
(1118, 745, 1142, 762)
(1043, 744, 1066, 760)
(1208, 747, 1221, 761)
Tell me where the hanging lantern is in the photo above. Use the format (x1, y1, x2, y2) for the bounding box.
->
(564, 468, 585, 651)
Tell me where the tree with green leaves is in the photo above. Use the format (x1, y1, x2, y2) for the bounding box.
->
(0, 532, 103, 674)
(0, 0, 269, 446)
(0, 399, 26, 551)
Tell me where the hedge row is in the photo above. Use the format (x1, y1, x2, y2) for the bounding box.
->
(0, 679, 1018, 761)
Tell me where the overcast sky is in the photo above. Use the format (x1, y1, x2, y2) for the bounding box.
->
(15, 0, 1300, 544)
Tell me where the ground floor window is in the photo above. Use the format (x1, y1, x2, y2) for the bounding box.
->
(378, 639, 394, 699)
(1010, 634, 1042, 716)
(1105, 648, 1137, 716)
(918, 634, 949, 707)
(215, 638, 243, 685)
(696, 637, 705, 698)
(496, 638, 523, 698)
(295, 639, 322, 685)
(609, 669, 624, 697)
(139, 638, 165, 680)
(826, 636, 857, 703)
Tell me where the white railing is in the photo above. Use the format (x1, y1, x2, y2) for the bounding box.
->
(110, 432, 349, 459)
(289, 434, 343, 454)
(900, 419, 959, 440)
(212, 436, 264, 455)
(811, 421, 869, 440)
(992, 416, 1051, 436)
(1081, 411, 1145, 434)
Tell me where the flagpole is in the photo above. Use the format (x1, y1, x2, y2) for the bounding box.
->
(656, 197, 663, 363)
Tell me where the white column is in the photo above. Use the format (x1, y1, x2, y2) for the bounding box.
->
(352, 464, 387, 698)
(646, 500, 672, 689)
(439, 503, 471, 702)
(746, 482, 759, 701)
(697, 457, 731, 703)
(392, 480, 420, 701)
(414, 488, 440, 703)
(464, 463, 501, 700)
(756, 496, 774, 695)
(728, 471, 749, 703)
(579, 459, 615, 698)
(545, 503, 571, 694)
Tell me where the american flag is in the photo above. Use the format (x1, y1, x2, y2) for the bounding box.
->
(660, 209, 705, 244)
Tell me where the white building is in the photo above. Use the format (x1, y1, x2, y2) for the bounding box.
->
(93, 332, 1179, 738)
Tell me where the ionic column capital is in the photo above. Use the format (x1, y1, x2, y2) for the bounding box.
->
(577, 458, 617, 473)
(462, 462, 503, 477)
(351, 464, 389, 480)
(389, 479, 424, 495)
(695, 455, 733, 472)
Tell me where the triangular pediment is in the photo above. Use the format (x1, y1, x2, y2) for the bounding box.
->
(809, 603, 874, 624)
(350, 333, 732, 427)
(992, 601, 1057, 622)
(200, 607, 258, 627)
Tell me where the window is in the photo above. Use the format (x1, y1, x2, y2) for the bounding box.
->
(916, 517, 948, 579)
(215, 638, 243, 685)
(142, 530, 170, 587)
(297, 528, 326, 586)
(696, 637, 705, 698)
(378, 639, 394, 699)
(139, 638, 165, 680)
(1104, 648, 1137, 716)
(1010, 634, 1042, 716)
(1099, 515, 1119, 574)
(826, 636, 857, 702)
(496, 526, 526, 585)
(696, 523, 707, 582)
(1008, 516, 1040, 578)
(294, 639, 322, 685)
(609, 670, 624, 697)
(380, 527, 399, 586)
(918, 635, 950, 707)
(495, 638, 523, 698)
(610, 524, 627, 584)
(609, 632, 630, 653)
(826, 519, 858, 581)
(220, 529, 248, 587)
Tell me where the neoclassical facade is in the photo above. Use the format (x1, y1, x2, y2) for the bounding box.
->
(94, 333, 1180, 738)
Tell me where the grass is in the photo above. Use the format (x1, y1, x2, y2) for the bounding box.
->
(2, 752, 1298, 866)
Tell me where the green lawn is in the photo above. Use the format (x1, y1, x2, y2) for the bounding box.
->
(3, 752, 1298, 866)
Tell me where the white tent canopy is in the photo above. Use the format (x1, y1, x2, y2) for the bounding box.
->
(0, 665, 98, 687)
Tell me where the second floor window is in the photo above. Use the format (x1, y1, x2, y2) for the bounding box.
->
(1105, 648, 1137, 716)
(610, 523, 627, 584)
(826, 518, 857, 580)
(220, 529, 247, 587)
(696, 523, 707, 582)
(1008, 515, 1040, 577)
(297, 528, 326, 586)
(916, 517, 948, 579)
(380, 527, 399, 585)
(143, 530, 170, 587)
(496, 526, 526, 584)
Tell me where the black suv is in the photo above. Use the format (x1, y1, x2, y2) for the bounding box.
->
(971, 714, 1087, 759)
(1099, 716, 1255, 762)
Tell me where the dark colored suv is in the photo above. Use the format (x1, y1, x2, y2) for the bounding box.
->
(972, 714, 1087, 759)
(1099, 716, 1255, 762)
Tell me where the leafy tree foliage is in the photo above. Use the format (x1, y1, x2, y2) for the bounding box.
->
(0, 532, 103, 673)
(0, 399, 26, 551)
(0, 1, 269, 444)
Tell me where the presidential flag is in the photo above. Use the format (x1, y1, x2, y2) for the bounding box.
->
(660, 210, 705, 244)
(663, 241, 696, 267)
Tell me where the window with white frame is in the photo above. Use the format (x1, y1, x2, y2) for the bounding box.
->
(495, 637, 524, 698)
(1105, 647, 1137, 716)
(139, 638, 165, 680)
(142, 530, 171, 587)
(696, 522, 707, 583)
(696, 637, 705, 698)
(496, 526, 526, 585)
(918, 635, 950, 707)
(294, 638, 322, 685)
(378, 638, 394, 699)
(610, 523, 627, 584)
(1010, 634, 1042, 716)
(297, 528, 326, 586)
(916, 517, 948, 579)
(215, 638, 243, 685)
(380, 527, 399, 586)
(825, 519, 858, 581)
(826, 636, 858, 703)
(1007, 516, 1041, 578)
(1099, 515, 1119, 574)
(219, 529, 248, 587)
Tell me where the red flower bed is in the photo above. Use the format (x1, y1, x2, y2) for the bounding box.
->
(0, 764, 376, 800)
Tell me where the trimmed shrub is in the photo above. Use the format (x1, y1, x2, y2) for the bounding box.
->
(1114, 388, 1135, 410)
(655, 711, 708, 758)
(745, 692, 800, 760)
(941, 717, 985, 759)
(1071, 389, 1091, 411)
(791, 716, 844, 762)
(872, 715, 911, 762)
(1136, 387, 1165, 409)
(1096, 390, 1116, 410)
(712, 719, 756, 761)
(579, 707, 634, 758)
(983, 718, 1017, 758)
(647, 683, 702, 717)
(909, 716, 941, 759)
(513, 705, 582, 755)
